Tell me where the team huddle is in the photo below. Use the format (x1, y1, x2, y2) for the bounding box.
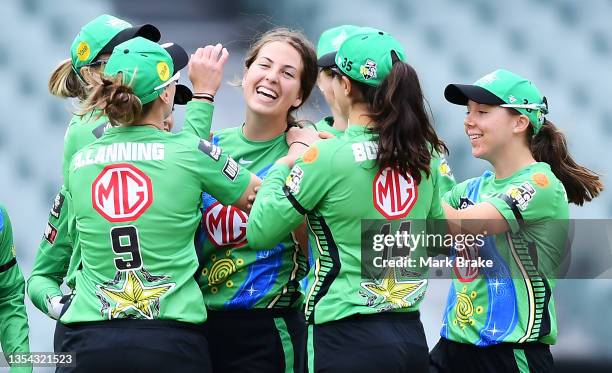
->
(0, 14, 604, 373)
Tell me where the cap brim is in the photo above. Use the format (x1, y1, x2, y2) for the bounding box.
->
(174, 84, 192, 105)
(317, 51, 337, 68)
(162, 43, 189, 72)
(444, 84, 505, 106)
(99, 24, 162, 55)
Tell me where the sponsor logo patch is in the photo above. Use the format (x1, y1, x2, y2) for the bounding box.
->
(92, 163, 153, 222)
(505, 182, 536, 211)
(198, 140, 221, 161)
(44, 222, 58, 244)
(222, 158, 240, 181)
(458, 197, 474, 210)
(373, 167, 417, 219)
(285, 166, 304, 194)
(157, 61, 170, 81)
(50, 193, 65, 219)
(532, 173, 549, 188)
(76, 41, 90, 61)
(438, 158, 454, 178)
(302, 146, 319, 164)
(204, 202, 248, 247)
(360, 59, 377, 80)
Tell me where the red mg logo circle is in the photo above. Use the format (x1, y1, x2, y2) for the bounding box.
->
(454, 245, 480, 282)
(373, 167, 417, 219)
(204, 202, 248, 247)
(92, 163, 153, 222)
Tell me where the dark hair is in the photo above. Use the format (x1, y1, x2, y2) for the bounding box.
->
(244, 27, 318, 126)
(336, 62, 447, 183)
(528, 119, 603, 205)
(79, 73, 154, 126)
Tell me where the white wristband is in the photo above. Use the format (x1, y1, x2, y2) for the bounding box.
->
(46, 295, 64, 320)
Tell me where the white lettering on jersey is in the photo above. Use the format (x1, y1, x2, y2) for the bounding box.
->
(352, 141, 378, 162)
(73, 143, 165, 170)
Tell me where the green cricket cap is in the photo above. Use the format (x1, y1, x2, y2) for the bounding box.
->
(104, 38, 188, 105)
(445, 69, 548, 133)
(70, 14, 160, 71)
(316, 25, 361, 59)
(318, 29, 406, 87)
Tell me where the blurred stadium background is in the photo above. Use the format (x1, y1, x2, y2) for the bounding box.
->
(1, 0, 611, 371)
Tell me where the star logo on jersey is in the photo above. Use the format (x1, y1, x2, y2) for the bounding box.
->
(97, 270, 174, 320)
(360, 59, 377, 81)
(438, 158, 454, 178)
(361, 266, 426, 309)
(505, 182, 536, 211)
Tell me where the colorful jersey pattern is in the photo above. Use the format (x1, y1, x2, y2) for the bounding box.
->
(0, 204, 31, 371)
(28, 101, 214, 317)
(61, 124, 250, 324)
(441, 162, 569, 345)
(198, 126, 307, 310)
(248, 125, 446, 324)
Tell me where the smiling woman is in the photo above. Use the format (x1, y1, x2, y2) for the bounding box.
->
(187, 28, 318, 373)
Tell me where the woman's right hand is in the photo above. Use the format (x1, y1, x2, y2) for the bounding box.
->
(188, 43, 229, 97)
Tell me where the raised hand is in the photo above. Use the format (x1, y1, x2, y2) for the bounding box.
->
(188, 43, 229, 97)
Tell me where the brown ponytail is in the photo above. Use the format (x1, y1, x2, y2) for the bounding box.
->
(351, 62, 447, 183)
(530, 119, 603, 205)
(79, 73, 143, 126)
(48, 59, 87, 99)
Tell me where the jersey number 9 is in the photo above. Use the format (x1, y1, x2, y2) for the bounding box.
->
(110, 226, 143, 270)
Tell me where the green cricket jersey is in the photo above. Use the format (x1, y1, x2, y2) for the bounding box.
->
(29, 101, 214, 317)
(441, 162, 569, 345)
(198, 126, 307, 310)
(247, 124, 446, 324)
(0, 204, 31, 371)
(61, 120, 244, 325)
(314, 116, 345, 138)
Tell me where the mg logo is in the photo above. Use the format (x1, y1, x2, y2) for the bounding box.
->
(373, 167, 417, 219)
(204, 202, 248, 247)
(454, 245, 480, 283)
(92, 164, 153, 222)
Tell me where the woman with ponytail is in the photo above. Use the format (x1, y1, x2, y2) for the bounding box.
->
(429, 69, 603, 373)
(246, 29, 446, 372)
(57, 37, 258, 372)
(28, 14, 227, 354)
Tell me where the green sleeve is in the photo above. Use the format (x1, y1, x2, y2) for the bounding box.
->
(442, 180, 469, 208)
(182, 100, 214, 139)
(246, 163, 304, 248)
(191, 138, 251, 206)
(487, 176, 562, 233)
(61, 119, 79, 184)
(247, 144, 333, 248)
(27, 187, 73, 315)
(0, 206, 31, 363)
